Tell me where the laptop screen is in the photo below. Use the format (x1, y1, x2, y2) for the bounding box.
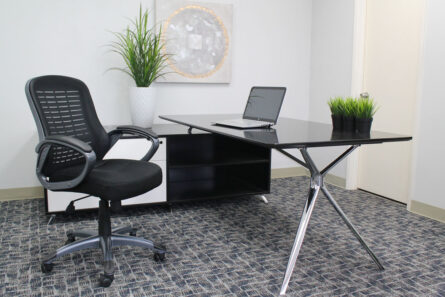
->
(242, 87, 286, 124)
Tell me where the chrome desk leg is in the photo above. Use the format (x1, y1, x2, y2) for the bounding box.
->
(278, 145, 383, 295)
(321, 186, 384, 270)
(280, 148, 322, 295)
(280, 184, 320, 296)
(258, 195, 269, 204)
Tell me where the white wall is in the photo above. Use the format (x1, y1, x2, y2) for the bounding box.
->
(0, 0, 312, 189)
(308, 0, 355, 177)
(410, 0, 445, 210)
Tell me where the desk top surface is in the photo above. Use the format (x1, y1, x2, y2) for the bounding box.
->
(106, 123, 208, 137)
(159, 114, 412, 149)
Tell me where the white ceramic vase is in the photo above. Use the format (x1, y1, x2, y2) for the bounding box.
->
(129, 87, 157, 128)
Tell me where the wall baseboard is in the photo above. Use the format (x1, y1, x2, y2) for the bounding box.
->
(409, 200, 445, 223)
(324, 173, 346, 188)
(0, 186, 44, 201)
(271, 167, 346, 188)
(271, 167, 307, 179)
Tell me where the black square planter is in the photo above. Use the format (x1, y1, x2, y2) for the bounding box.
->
(342, 116, 356, 133)
(355, 118, 373, 134)
(331, 114, 343, 131)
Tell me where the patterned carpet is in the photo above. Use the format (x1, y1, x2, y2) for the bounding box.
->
(0, 176, 444, 297)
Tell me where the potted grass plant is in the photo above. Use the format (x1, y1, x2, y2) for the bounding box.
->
(328, 97, 345, 131)
(109, 6, 168, 127)
(342, 97, 357, 132)
(355, 98, 378, 133)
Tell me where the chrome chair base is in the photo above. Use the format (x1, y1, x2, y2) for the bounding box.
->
(41, 225, 166, 287)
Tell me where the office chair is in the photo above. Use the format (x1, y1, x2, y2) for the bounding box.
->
(25, 75, 166, 287)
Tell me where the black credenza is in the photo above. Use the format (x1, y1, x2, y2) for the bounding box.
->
(45, 124, 271, 213)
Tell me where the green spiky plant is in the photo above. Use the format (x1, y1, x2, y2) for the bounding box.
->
(328, 97, 345, 116)
(343, 97, 357, 118)
(109, 5, 168, 87)
(356, 98, 378, 119)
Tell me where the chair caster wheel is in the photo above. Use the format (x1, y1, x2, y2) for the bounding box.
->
(153, 252, 166, 262)
(41, 263, 54, 273)
(65, 233, 75, 245)
(129, 227, 138, 236)
(99, 273, 114, 287)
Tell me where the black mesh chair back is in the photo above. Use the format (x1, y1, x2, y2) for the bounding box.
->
(26, 75, 110, 176)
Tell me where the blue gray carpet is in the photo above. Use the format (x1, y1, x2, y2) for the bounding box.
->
(0, 176, 444, 296)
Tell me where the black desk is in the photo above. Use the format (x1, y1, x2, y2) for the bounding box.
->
(160, 114, 412, 296)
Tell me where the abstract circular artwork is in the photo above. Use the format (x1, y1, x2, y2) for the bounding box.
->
(164, 5, 229, 78)
(156, 1, 232, 83)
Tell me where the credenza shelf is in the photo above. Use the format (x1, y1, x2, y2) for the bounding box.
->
(168, 156, 269, 169)
(168, 179, 266, 202)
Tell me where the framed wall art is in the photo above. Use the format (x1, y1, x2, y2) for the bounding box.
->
(156, 0, 233, 83)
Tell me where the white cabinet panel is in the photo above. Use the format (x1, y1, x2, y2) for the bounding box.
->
(47, 191, 100, 212)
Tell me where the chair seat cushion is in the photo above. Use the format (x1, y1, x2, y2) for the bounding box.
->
(52, 159, 162, 201)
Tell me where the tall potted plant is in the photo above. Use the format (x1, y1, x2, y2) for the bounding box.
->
(110, 6, 168, 127)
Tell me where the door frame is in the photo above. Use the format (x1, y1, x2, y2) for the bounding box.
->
(345, 0, 366, 190)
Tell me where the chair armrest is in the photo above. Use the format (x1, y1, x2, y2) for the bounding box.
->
(36, 135, 93, 153)
(115, 125, 159, 139)
(35, 136, 96, 191)
(108, 125, 160, 162)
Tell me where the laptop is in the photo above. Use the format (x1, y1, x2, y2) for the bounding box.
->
(214, 86, 286, 129)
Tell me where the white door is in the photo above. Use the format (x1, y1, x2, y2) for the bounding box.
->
(357, 0, 424, 203)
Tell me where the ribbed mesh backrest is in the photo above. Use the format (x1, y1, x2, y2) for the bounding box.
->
(26, 76, 110, 175)
(37, 89, 88, 137)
